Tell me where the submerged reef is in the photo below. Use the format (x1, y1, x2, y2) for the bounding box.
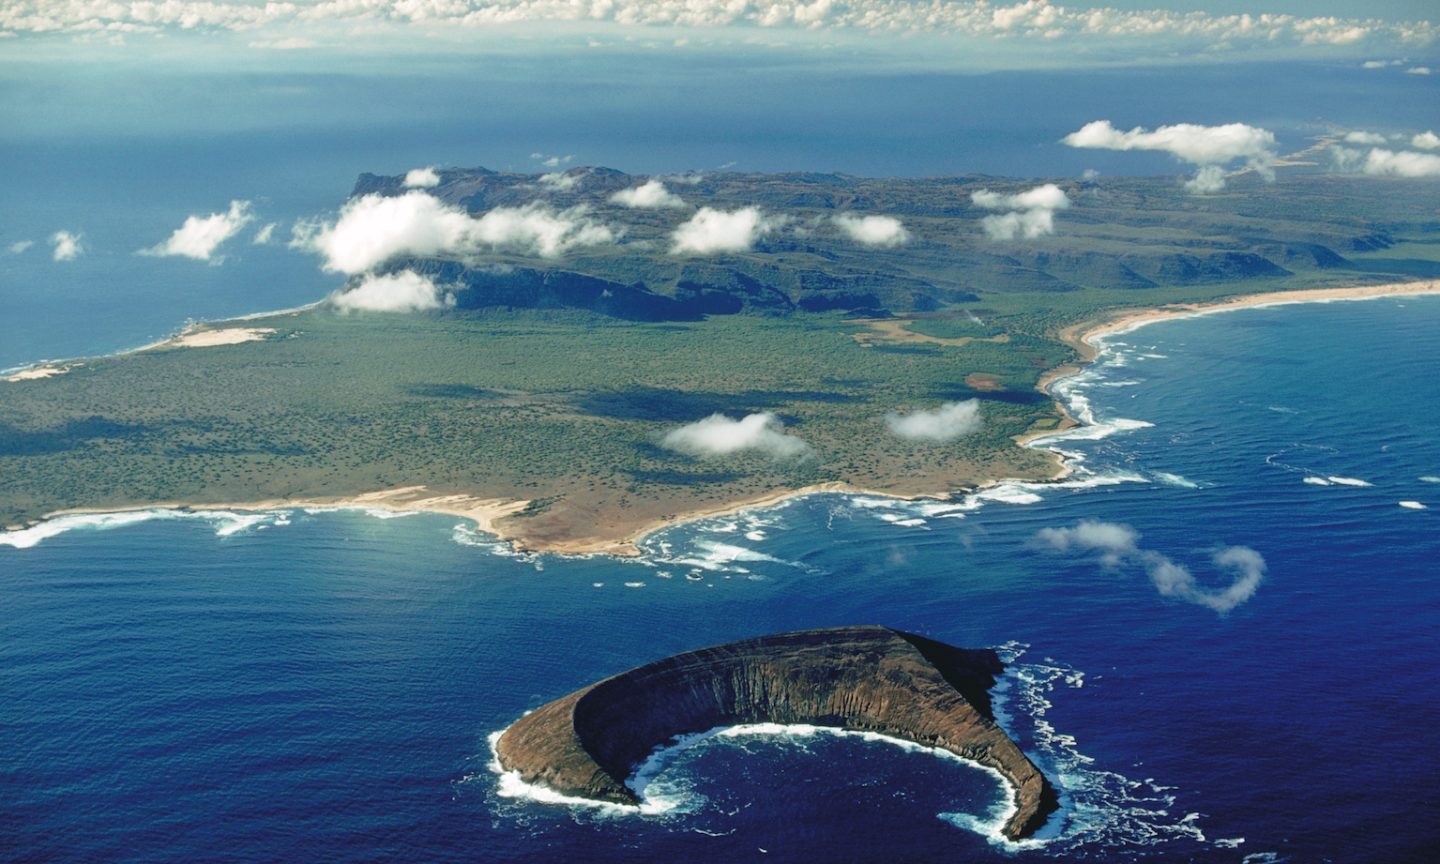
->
(495, 625, 1058, 840)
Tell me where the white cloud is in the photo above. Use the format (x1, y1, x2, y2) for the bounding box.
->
(2, 2, 1433, 60)
(670, 206, 785, 255)
(142, 200, 254, 260)
(972, 183, 1069, 240)
(1361, 60, 1400, 69)
(832, 213, 910, 247)
(539, 171, 583, 192)
(1343, 130, 1388, 145)
(1408, 66, 1433, 75)
(292, 191, 617, 275)
(609, 179, 686, 209)
(885, 400, 982, 442)
(530, 152, 573, 169)
(1036, 519, 1266, 613)
(660, 412, 811, 461)
(252, 222, 277, 244)
(404, 167, 441, 188)
(980, 210, 1055, 240)
(1412, 131, 1440, 150)
(8, 239, 34, 254)
(1183, 165, 1227, 194)
(1034, 519, 1139, 565)
(329, 269, 449, 313)
(50, 230, 83, 262)
(1063, 120, 1277, 192)
(971, 184, 1070, 211)
(1356, 147, 1440, 178)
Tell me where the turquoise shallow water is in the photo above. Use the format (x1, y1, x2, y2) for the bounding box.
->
(5, 295, 1438, 863)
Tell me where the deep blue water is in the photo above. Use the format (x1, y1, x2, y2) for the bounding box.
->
(5, 295, 1439, 863)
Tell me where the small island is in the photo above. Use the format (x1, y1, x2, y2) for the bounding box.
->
(494, 626, 1059, 840)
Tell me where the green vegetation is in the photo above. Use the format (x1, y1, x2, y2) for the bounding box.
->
(3, 169, 1437, 549)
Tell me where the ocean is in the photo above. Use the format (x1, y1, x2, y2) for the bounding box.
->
(4, 51, 1440, 863)
(5, 294, 1438, 863)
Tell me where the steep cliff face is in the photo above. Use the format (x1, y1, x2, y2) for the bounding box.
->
(495, 626, 1059, 840)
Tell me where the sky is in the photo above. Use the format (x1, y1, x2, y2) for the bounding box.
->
(1, 1, 1436, 72)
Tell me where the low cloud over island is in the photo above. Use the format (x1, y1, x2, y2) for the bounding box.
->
(971, 184, 1070, 240)
(670, 207, 786, 255)
(885, 400, 983, 442)
(1063, 120, 1277, 193)
(294, 191, 618, 275)
(660, 412, 811, 461)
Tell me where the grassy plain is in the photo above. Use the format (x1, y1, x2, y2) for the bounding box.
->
(3, 172, 1438, 551)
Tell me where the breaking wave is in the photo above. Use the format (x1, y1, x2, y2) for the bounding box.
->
(1, 505, 422, 550)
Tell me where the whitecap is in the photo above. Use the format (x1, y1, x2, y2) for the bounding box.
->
(1153, 472, 1199, 489)
(990, 647, 1214, 853)
(486, 731, 681, 816)
(356, 507, 420, 520)
(1302, 476, 1332, 486)
(1420, 476, 1440, 484)
(208, 512, 274, 537)
(624, 581, 647, 588)
(0, 507, 295, 549)
(966, 486, 1045, 506)
(1398, 501, 1427, 510)
(1326, 476, 1372, 487)
(643, 723, 1041, 849)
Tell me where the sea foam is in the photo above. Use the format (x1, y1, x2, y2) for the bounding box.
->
(0, 508, 293, 549)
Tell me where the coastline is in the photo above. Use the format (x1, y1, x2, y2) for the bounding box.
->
(6, 279, 1437, 556)
(2, 304, 318, 381)
(1057, 279, 1440, 363)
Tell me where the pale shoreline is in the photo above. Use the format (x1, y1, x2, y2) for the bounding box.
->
(3, 305, 318, 381)
(6, 279, 1437, 555)
(1059, 279, 1440, 364)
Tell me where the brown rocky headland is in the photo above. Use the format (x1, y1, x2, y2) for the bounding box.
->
(494, 625, 1059, 840)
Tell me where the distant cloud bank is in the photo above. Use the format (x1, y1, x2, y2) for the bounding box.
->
(2, 1, 1433, 60)
(142, 200, 254, 261)
(660, 412, 811, 461)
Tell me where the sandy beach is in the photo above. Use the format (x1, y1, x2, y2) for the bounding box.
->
(10, 279, 1438, 557)
(1061, 279, 1440, 362)
(3, 363, 78, 383)
(136, 326, 278, 351)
